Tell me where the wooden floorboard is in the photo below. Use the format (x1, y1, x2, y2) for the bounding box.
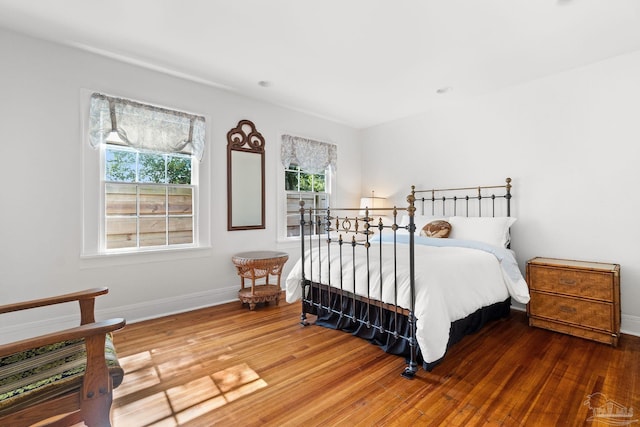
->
(109, 300, 640, 426)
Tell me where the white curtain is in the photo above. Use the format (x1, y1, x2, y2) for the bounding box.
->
(89, 93, 206, 160)
(281, 134, 337, 174)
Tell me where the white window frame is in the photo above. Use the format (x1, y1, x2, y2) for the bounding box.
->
(80, 89, 211, 258)
(279, 165, 335, 242)
(284, 164, 332, 239)
(100, 144, 199, 252)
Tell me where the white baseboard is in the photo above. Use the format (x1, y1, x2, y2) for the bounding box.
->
(0, 286, 239, 343)
(98, 286, 239, 325)
(621, 314, 640, 337)
(511, 302, 526, 312)
(0, 313, 79, 344)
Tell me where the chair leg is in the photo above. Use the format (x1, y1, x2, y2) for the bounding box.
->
(81, 393, 113, 427)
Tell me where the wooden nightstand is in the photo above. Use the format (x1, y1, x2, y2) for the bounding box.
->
(526, 257, 620, 346)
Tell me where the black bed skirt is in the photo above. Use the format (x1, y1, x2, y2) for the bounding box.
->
(305, 288, 511, 371)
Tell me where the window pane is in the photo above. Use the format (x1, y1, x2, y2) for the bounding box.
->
(313, 174, 326, 192)
(169, 217, 193, 244)
(105, 184, 136, 216)
(286, 194, 302, 237)
(168, 187, 192, 215)
(167, 156, 192, 184)
(285, 170, 298, 191)
(139, 218, 167, 247)
(286, 193, 329, 237)
(316, 193, 328, 209)
(106, 217, 137, 249)
(283, 161, 330, 238)
(106, 149, 136, 182)
(140, 186, 167, 215)
(139, 153, 166, 183)
(100, 115, 200, 252)
(299, 172, 313, 191)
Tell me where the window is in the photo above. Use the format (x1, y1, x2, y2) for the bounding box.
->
(84, 92, 207, 254)
(104, 145, 194, 249)
(280, 134, 336, 238)
(285, 164, 329, 237)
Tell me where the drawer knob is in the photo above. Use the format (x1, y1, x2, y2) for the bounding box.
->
(559, 278, 576, 286)
(559, 305, 577, 314)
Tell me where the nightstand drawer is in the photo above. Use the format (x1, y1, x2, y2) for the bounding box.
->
(528, 265, 613, 301)
(529, 291, 613, 332)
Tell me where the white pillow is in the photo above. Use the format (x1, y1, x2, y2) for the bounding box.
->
(447, 216, 516, 248)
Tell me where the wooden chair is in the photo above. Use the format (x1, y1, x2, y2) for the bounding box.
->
(0, 288, 125, 427)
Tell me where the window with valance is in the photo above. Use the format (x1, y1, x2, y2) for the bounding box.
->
(280, 134, 337, 174)
(281, 134, 336, 238)
(87, 93, 206, 252)
(89, 93, 206, 160)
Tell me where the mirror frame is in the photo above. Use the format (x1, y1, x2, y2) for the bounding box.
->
(227, 119, 265, 230)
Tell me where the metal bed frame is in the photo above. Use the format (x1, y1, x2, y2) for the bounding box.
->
(297, 178, 513, 378)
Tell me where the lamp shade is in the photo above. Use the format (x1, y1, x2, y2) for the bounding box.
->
(359, 192, 386, 215)
(359, 197, 377, 210)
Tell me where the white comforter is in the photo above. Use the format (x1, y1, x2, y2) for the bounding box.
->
(285, 235, 530, 364)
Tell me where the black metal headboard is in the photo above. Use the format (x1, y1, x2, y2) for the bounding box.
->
(412, 177, 512, 218)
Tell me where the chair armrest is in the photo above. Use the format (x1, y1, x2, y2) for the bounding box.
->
(0, 318, 126, 358)
(0, 287, 108, 314)
(0, 287, 109, 325)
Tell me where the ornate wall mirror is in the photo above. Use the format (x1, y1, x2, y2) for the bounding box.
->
(227, 120, 265, 230)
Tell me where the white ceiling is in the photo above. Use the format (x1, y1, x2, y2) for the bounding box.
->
(1, 0, 640, 128)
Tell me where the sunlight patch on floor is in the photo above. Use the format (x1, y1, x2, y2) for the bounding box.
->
(114, 366, 161, 399)
(113, 392, 173, 426)
(212, 363, 261, 393)
(112, 353, 267, 426)
(119, 350, 154, 371)
(165, 376, 222, 413)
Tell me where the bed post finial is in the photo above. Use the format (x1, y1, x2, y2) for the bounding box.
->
(505, 177, 512, 217)
(407, 185, 416, 216)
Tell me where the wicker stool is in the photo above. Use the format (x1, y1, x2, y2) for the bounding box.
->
(232, 251, 289, 310)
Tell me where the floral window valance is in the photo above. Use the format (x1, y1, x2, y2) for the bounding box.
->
(280, 134, 337, 174)
(89, 93, 206, 160)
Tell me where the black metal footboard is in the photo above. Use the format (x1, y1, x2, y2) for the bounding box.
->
(298, 191, 420, 378)
(295, 178, 514, 379)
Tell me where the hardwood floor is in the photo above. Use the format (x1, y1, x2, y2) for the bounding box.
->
(110, 300, 640, 426)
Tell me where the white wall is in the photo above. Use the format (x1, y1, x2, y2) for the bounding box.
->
(361, 50, 640, 334)
(0, 28, 361, 340)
